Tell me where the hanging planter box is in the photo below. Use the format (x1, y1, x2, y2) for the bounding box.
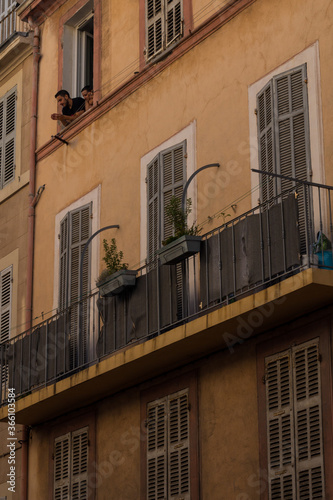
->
(97, 269, 137, 297)
(157, 235, 202, 265)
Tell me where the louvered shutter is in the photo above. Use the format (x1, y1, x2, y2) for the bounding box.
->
(257, 80, 276, 205)
(54, 433, 70, 500)
(147, 155, 160, 264)
(146, 0, 163, 60)
(292, 340, 325, 499)
(161, 141, 186, 318)
(71, 428, 89, 500)
(68, 204, 91, 367)
(265, 351, 296, 500)
(0, 266, 12, 392)
(166, 0, 182, 47)
(147, 398, 168, 500)
(161, 141, 186, 243)
(0, 98, 3, 189)
(168, 389, 190, 500)
(274, 65, 311, 253)
(0, 266, 12, 343)
(2, 88, 16, 188)
(59, 215, 69, 312)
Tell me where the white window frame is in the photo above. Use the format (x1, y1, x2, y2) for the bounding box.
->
(62, 0, 94, 98)
(140, 122, 197, 264)
(53, 186, 100, 312)
(248, 42, 325, 207)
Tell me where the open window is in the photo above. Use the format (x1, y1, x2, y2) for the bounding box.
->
(62, 0, 94, 98)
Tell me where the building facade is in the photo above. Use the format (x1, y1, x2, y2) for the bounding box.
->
(0, 0, 332, 498)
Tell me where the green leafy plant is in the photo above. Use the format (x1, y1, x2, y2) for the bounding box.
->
(163, 195, 200, 246)
(97, 238, 128, 282)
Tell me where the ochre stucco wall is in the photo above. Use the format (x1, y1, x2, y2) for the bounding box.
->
(32, 0, 333, 320)
(26, 342, 259, 499)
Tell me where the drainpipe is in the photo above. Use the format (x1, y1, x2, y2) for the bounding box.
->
(22, 17, 40, 500)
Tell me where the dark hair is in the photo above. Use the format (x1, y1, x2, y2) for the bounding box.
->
(55, 90, 70, 99)
(81, 85, 93, 93)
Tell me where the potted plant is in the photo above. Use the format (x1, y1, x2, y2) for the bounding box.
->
(96, 238, 136, 296)
(156, 195, 202, 265)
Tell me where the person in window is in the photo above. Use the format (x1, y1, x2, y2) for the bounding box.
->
(51, 89, 85, 126)
(81, 85, 94, 111)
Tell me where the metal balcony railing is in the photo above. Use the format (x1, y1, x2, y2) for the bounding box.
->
(1, 182, 333, 406)
(0, 7, 28, 46)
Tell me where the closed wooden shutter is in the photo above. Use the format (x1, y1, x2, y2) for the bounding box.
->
(256, 65, 311, 253)
(71, 428, 89, 500)
(266, 351, 296, 499)
(0, 87, 16, 189)
(147, 398, 167, 500)
(59, 204, 91, 367)
(54, 433, 70, 500)
(146, 0, 163, 60)
(166, 0, 182, 47)
(274, 65, 311, 253)
(168, 389, 190, 500)
(146, 389, 190, 500)
(0, 266, 12, 391)
(59, 215, 69, 311)
(265, 339, 325, 500)
(161, 141, 186, 242)
(69, 204, 91, 367)
(148, 155, 160, 264)
(0, 266, 12, 343)
(147, 140, 186, 262)
(292, 341, 325, 499)
(54, 428, 89, 500)
(257, 80, 276, 206)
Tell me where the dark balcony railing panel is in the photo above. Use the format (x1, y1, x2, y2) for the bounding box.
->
(96, 266, 178, 358)
(200, 194, 301, 308)
(1, 183, 333, 406)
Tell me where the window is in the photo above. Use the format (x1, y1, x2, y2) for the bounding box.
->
(141, 372, 199, 500)
(147, 389, 190, 499)
(256, 64, 311, 252)
(145, 0, 183, 61)
(59, 204, 91, 367)
(0, 0, 17, 44)
(0, 86, 16, 189)
(0, 265, 12, 392)
(0, 265, 12, 343)
(62, 0, 94, 98)
(265, 339, 325, 498)
(54, 427, 89, 499)
(147, 140, 186, 262)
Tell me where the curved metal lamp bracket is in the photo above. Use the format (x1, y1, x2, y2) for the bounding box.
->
(181, 163, 220, 213)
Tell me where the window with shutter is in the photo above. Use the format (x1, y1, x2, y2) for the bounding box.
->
(0, 87, 16, 189)
(59, 204, 91, 368)
(54, 428, 89, 500)
(256, 65, 311, 252)
(146, 389, 190, 500)
(0, 265, 12, 393)
(147, 140, 186, 263)
(265, 339, 325, 500)
(145, 0, 183, 61)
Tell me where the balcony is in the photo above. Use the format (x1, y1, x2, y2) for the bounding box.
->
(0, 6, 29, 47)
(1, 182, 333, 417)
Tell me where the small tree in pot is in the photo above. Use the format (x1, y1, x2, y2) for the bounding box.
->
(97, 238, 136, 296)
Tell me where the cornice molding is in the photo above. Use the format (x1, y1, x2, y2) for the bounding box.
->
(18, 0, 67, 24)
(36, 0, 256, 162)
